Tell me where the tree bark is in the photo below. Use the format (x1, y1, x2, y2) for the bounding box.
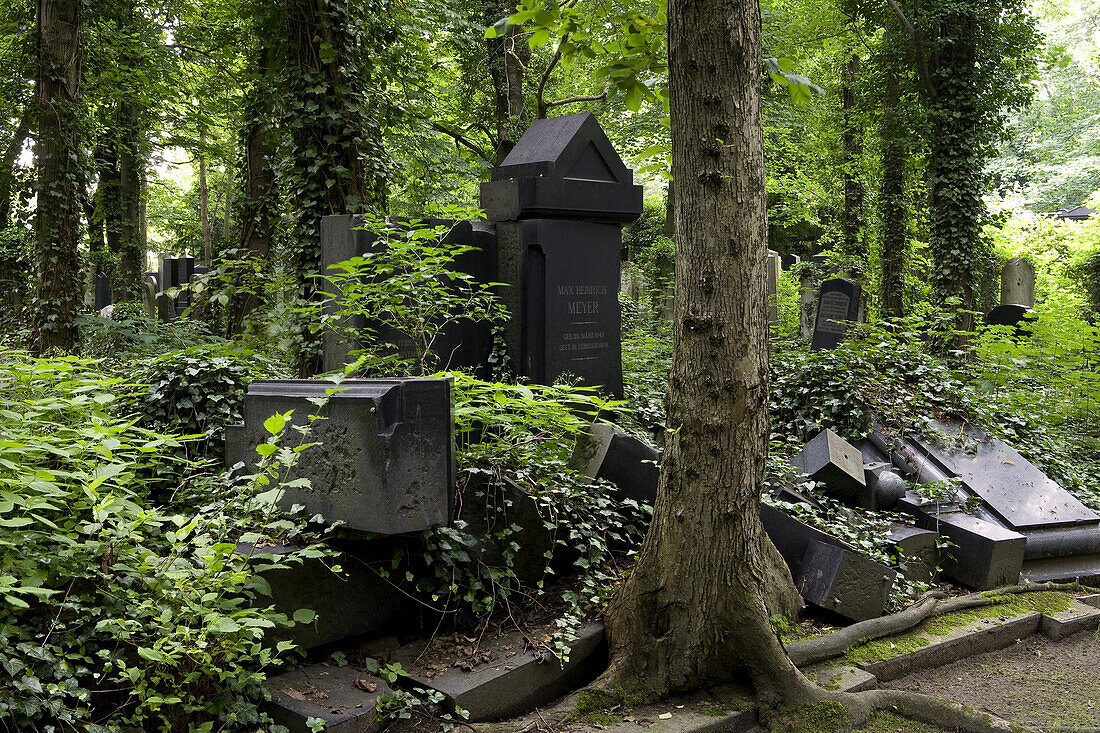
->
(117, 100, 144, 299)
(599, 0, 810, 703)
(486, 1, 529, 165)
(229, 43, 275, 336)
(199, 132, 212, 267)
(879, 59, 907, 319)
(32, 0, 82, 354)
(841, 51, 865, 268)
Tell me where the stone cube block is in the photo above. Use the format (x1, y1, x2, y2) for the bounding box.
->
(790, 429, 866, 502)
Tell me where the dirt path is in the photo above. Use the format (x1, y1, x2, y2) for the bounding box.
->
(879, 628, 1100, 731)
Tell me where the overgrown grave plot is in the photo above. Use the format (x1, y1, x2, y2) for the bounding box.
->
(245, 373, 654, 732)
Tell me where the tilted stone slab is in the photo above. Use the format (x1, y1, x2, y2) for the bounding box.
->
(569, 423, 660, 506)
(790, 429, 866, 504)
(226, 378, 453, 535)
(393, 622, 607, 722)
(796, 540, 896, 622)
(912, 509, 1025, 590)
(264, 665, 392, 733)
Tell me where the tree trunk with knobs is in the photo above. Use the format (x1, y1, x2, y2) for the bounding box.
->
(598, 0, 814, 704)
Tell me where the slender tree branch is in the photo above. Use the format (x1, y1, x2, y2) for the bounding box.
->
(545, 82, 611, 111)
(885, 0, 936, 99)
(394, 105, 492, 162)
(536, 42, 566, 119)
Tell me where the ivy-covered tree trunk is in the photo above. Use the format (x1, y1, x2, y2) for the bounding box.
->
(276, 0, 389, 374)
(880, 61, 907, 319)
(927, 6, 985, 332)
(32, 0, 83, 353)
(484, 0, 529, 163)
(230, 43, 276, 336)
(598, 0, 811, 702)
(841, 50, 865, 269)
(117, 100, 144, 299)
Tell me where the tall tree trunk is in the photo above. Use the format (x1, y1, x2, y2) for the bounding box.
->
(599, 0, 811, 703)
(841, 51, 865, 268)
(486, 1, 529, 165)
(222, 161, 233, 241)
(928, 6, 984, 335)
(0, 106, 31, 230)
(32, 0, 82, 353)
(117, 100, 143, 299)
(98, 135, 121, 253)
(199, 131, 212, 267)
(230, 43, 275, 336)
(880, 61, 907, 319)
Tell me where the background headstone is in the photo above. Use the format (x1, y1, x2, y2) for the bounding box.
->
(810, 278, 861, 351)
(1000, 256, 1035, 308)
(94, 272, 111, 311)
(767, 249, 780, 328)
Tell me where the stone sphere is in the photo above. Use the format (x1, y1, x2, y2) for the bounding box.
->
(873, 471, 907, 510)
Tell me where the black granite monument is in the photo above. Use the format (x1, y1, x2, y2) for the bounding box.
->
(482, 113, 643, 397)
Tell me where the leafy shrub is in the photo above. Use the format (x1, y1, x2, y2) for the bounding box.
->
(0, 350, 322, 731)
(127, 342, 286, 466)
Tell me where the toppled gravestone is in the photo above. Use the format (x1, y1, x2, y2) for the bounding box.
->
(392, 622, 607, 722)
(236, 543, 408, 650)
(225, 378, 453, 535)
(569, 423, 660, 506)
(790, 429, 866, 501)
(796, 540, 896, 622)
(264, 664, 392, 733)
(886, 524, 939, 585)
(455, 471, 554, 585)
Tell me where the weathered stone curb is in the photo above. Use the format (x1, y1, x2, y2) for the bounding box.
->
(856, 611, 1041, 681)
(1038, 598, 1100, 640)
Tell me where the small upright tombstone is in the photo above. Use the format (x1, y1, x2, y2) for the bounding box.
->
(94, 272, 111, 311)
(767, 250, 780, 329)
(810, 278, 861, 351)
(481, 113, 642, 397)
(1000, 257, 1035, 308)
(142, 275, 158, 318)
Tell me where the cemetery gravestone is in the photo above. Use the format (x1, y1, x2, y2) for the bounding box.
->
(790, 429, 866, 501)
(810, 278, 860, 350)
(481, 113, 642, 397)
(796, 540, 896, 621)
(142, 275, 158, 318)
(94, 272, 111, 311)
(225, 378, 454, 535)
(319, 216, 496, 376)
(1000, 256, 1035, 308)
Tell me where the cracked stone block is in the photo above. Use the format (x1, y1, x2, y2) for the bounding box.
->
(790, 429, 866, 503)
(226, 378, 453, 535)
(264, 664, 392, 733)
(795, 539, 896, 622)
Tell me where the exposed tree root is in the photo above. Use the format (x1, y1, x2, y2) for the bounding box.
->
(844, 688, 1032, 733)
(787, 581, 1096, 667)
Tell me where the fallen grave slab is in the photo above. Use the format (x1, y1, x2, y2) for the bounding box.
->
(265, 664, 392, 733)
(908, 507, 1026, 589)
(393, 622, 607, 722)
(796, 540, 896, 622)
(570, 423, 660, 506)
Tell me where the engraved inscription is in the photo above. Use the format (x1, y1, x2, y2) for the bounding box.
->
(557, 282, 611, 359)
(815, 291, 851, 335)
